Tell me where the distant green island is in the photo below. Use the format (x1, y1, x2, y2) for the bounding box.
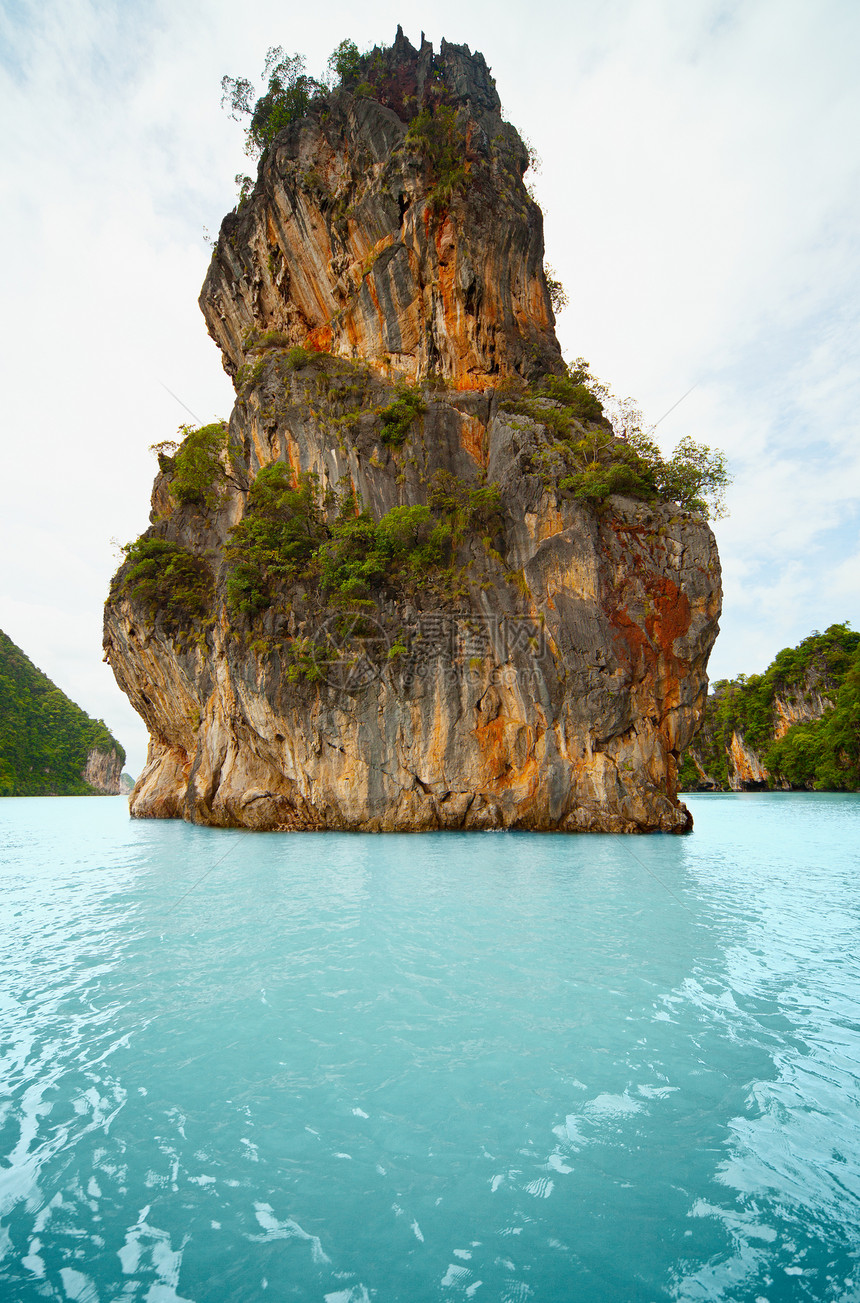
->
(680, 623, 860, 792)
(0, 628, 128, 796)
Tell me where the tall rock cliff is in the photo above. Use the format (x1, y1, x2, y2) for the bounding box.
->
(201, 29, 561, 389)
(104, 30, 722, 832)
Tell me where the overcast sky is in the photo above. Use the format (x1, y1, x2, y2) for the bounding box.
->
(1, 0, 858, 776)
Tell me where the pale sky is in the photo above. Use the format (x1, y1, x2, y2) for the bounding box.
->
(1, 0, 858, 776)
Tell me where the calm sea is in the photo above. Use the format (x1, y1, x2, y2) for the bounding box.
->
(0, 794, 858, 1302)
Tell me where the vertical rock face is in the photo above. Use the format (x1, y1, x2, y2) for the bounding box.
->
(81, 747, 123, 795)
(772, 686, 834, 739)
(104, 30, 722, 833)
(200, 29, 562, 389)
(728, 732, 770, 789)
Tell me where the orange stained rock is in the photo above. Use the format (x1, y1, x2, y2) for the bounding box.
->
(284, 434, 303, 482)
(773, 690, 833, 739)
(343, 311, 361, 354)
(306, 325, 333, 352)
(730, 731, 768, 786)
(421, 699, 453, 780)
(458, 414, 486, 466)
(644, 575, 691, 663)
(472, 715, 538, 794)
(362, 274, 385, 336)
(346, 220, 373, 273)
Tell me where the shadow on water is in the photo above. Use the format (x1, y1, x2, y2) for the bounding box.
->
(0, 794, 858, 1300)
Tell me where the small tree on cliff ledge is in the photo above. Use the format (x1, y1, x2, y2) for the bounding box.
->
(603, 388, 730, 518)
(222, 49, 323, 158)
(222, 40, 366, 161)
(658, 436, 729, 518)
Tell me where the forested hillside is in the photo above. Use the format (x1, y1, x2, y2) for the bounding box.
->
(680, 623, 860, 791)
(0, 629, 125, 795)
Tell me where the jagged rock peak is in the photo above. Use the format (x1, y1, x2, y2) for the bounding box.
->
(201, 29, 563, 390)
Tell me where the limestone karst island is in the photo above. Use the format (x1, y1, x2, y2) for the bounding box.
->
(103, 29, 724, 833)
(0, 628, 127, 797)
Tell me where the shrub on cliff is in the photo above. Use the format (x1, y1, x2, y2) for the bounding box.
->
(327, 39, 363, 88)
(544, 268, 569, 317)
(156, 421, 228, 511)
(539, 373, 604, 422)
(503, 372, 655, 506)
(319, 505, 450, 608)
(222, 50, 325, 158)
(117, 538, 213, 627)
(225, 466, 327, 616)
(564, 460, 656, 504)
(427, 471, 504, 536)
(604, 389, 730, 518)
(224, 460, 458, 621)
(504, 361, 730, 517)
(642, 434, 729, 519)
(222, 40, 381, 161)
(378, 385, 427, 447)
(405, 106, 469, 211)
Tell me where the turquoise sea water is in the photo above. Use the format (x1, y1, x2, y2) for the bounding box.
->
(0, 795, 859, 1302)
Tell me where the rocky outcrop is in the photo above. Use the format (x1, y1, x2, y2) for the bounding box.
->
(680, 649, 848, 791)
(728, 731, 769, 789)
(104, 31, 722, 833)
(201, 28, 561, 390)
(773, 686, 834, 739)
(107, 448, 719, 831)
(81, 747, 124, 795)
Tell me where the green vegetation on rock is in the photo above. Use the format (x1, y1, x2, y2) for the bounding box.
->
(682, 623, 860, 791)
(327, 39, 364, 88)
(318, 505, 450, 608)
(426, 471, 503, 537)
(221, 39, 385, 161)
(224, 468, 457, 623)
(225, 467, 328, 617)
(544, 267, 568, 316)
(766, 656, 860, 789)
(0, 629, 124, 797)
(378, 385, 427, 447)
(114, 538, 213, 629)
(405, 106, 469, 211)
(222, 49, 324, 159)
(502, 361, 730, 518)
(156, 421, 228, 510)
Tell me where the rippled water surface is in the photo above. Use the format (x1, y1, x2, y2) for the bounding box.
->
(1, 794, 859, 1301)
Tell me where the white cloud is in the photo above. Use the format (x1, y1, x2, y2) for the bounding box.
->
(0, 0, 857, 773)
